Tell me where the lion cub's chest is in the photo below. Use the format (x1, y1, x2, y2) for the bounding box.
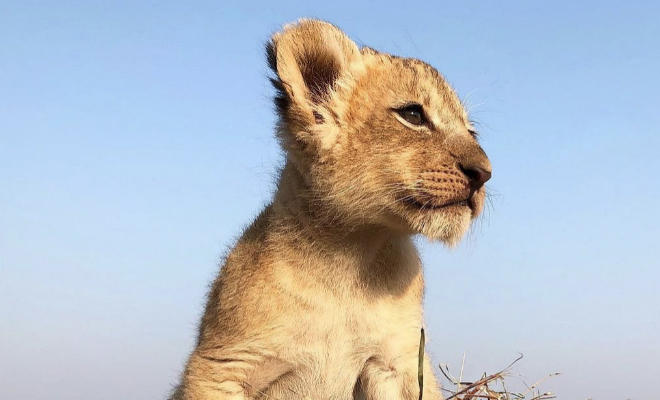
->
(268, 274, 423, 399)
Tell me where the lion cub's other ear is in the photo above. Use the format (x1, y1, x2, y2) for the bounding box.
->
(267, 19, 361, 126)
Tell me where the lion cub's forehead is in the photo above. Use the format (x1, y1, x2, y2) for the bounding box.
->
(356, 51, 467, 125)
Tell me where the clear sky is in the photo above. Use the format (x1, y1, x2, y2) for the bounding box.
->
(1, 1, 659, 399)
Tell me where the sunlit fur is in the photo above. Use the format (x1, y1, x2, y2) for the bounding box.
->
(170, 19, 491, 400)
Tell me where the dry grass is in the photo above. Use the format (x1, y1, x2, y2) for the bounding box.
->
(436, 353, 560, 400)
(417, 328, 560, 400)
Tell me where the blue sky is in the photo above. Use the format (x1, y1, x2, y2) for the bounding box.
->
(1, 1, 659, 399)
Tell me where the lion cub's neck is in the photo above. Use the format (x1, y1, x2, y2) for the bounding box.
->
(265, 160, 422, 296)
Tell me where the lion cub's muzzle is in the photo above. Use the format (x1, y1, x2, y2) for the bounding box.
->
(403, 158, 491, 215)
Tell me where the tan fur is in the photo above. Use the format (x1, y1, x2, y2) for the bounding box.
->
(170, 19, 491, 400)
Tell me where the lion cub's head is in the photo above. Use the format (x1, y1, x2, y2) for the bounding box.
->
(267, 19, 491, 245)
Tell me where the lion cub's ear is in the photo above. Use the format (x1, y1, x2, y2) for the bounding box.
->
(267, 19, 361, 126)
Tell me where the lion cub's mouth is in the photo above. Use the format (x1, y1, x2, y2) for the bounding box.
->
(403, 197, 471, 211)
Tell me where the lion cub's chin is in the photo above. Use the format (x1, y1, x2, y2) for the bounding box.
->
(407, 207, 474, 247)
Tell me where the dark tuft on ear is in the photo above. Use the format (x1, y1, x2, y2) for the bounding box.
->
(266, 42, 290, 116)
(266, 40, 277, 72)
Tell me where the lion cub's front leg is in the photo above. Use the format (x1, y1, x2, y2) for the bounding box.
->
(169, 351, 250, 400)
(357, 355, 443, 400)
(170, 348, 293, 400)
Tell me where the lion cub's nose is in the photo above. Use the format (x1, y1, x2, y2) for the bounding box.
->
(460, 165, 492, 191)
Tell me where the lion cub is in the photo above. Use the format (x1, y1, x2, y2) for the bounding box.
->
(170, 19, 491, 400)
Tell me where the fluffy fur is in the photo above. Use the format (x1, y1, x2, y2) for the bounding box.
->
(170, 19, 491, 400)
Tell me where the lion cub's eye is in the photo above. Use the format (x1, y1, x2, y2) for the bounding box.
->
(395, 104, 426, 126)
